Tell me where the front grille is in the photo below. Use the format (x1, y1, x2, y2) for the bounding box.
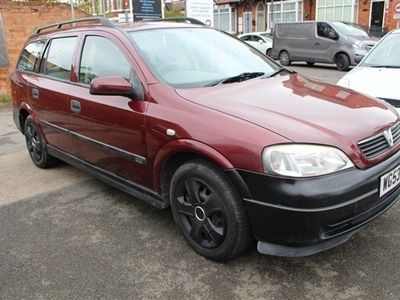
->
(378, 97, 400, 108)
(358, 122, 400, 158)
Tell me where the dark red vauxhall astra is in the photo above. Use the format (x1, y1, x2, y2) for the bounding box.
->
(11, 17, 400, 261)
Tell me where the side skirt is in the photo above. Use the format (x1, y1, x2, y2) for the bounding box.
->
(47, 145, 167, 209)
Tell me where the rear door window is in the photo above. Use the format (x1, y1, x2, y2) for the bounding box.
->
(41, 36, 78, 81)
(17, 40, 46, 72)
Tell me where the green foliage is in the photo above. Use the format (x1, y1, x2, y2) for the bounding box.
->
(0, 94, 11, 105)
(164, 9, 184, 18)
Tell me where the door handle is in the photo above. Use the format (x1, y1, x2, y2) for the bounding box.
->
(70, 100, 81, 113)
(32, 88, 39, 99)
(314, 42, 320, 46)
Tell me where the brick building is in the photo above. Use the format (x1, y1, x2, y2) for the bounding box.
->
(214, 0, 400, 35)
(0, 1, 86, 94)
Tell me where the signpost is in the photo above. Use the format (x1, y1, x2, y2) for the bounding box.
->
(132, 0, 162, 21)
(186, 0, 213, 26)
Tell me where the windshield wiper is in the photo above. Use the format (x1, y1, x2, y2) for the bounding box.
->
(265, 68, 294, 78)
(370, 65, 400, 68)
(205, 72, 265, 87)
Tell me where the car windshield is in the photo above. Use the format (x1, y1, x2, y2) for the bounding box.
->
(129, 28, 280, 88)
(331, 22, 369, 37)
(361, 32, 400, 68)
(259, 33, 272, 41)
(260, 33, 272, 40)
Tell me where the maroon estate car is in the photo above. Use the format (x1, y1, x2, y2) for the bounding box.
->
(11, 17, 400, 261)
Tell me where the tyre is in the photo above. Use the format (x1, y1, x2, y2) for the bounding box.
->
(336, 53, 350, 71)
(24, 116, 57, 169)
(170, 160, 252, 261)
(306, 62, 315, 66)
(279, 50, 291, 66)
(266, 48, 272, 57)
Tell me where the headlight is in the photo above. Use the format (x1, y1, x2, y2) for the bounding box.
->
(262, 144, 354, 177)
(352, 41, 365, 49)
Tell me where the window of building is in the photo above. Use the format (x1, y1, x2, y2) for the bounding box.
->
(267, 0, 303, 30)
(41, 37, 77, 81)
(243, 4, 252, 34)
(256, 3, 266, 32)
(316, 0, 358, 23)
(16, 40, 46, 72)
(213, 5, 237, 34)
(112, 0, 123, 11)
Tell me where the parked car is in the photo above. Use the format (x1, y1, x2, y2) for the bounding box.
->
(238, 32, 273, 56)
(337, 29, 400, 107)
(271, 21, 378, 71)
(11, 17, 400, 261)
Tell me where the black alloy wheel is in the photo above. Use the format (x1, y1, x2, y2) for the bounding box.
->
(170, 160, 252, 261)
(24, 116, 57, 168)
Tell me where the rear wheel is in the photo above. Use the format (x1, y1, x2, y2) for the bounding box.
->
(24, 116, 57, 169)
(336, 53, 350, 71)
(170, 160, 252, 261)
(279, 50, 291, 66)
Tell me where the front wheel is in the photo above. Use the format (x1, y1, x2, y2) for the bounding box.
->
(336, 53, 350, 71)
(266, 48, 272, 57)
(170, 160, 252, 261)
(24, 116, 57, 169)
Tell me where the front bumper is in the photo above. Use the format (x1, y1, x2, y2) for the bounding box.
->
(352, 48, 368, 65)
(237, 150, 400, 256)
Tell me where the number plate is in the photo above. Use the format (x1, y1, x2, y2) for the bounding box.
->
(380, 165, 400, 197)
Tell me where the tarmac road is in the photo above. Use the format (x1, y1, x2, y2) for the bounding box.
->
(0, 66, 399, 299)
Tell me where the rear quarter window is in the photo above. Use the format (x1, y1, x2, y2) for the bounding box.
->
(16, 40, 46, 72)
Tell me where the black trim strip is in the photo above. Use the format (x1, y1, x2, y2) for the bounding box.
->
(47, 145, 166, 209)
(40, 119, 147, 165)
(243, 188, 378, 213)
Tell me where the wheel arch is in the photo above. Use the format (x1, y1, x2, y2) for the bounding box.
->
(153, 139, 251, 205)
(18, 108, 30, 134)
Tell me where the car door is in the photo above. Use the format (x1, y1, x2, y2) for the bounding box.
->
(68, 33, 150, 188)
(313, 22, 339, 63)
(27, 35, 78, 153)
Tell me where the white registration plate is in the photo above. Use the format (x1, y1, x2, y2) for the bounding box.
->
(380, 165, 400, 197)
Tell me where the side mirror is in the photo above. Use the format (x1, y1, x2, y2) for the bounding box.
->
(90, 76, 134, 97)
(258, 39, 264, 44)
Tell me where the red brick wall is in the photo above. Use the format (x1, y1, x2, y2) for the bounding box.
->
(358, 0, 370, 27)
(0, 1, 87, 94)
(303, 0, 316, 21)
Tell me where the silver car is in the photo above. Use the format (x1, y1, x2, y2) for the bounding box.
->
(271, 21, 378, 71)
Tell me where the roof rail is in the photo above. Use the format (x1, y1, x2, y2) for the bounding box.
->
(144, 17, 205, 25)
(35, 17, 115, 34)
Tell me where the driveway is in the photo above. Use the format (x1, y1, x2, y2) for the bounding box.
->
(1, 66, 399, 299)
